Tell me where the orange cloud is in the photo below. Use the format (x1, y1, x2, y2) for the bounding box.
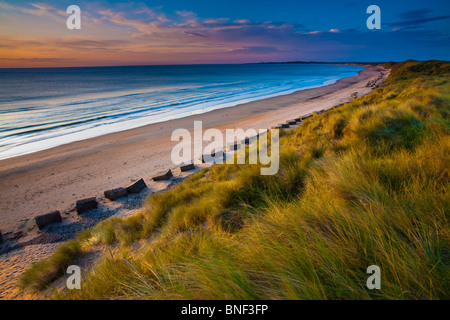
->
(0, 2, 337, 67)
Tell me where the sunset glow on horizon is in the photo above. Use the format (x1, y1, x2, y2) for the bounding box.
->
(0, 0, 449, 68)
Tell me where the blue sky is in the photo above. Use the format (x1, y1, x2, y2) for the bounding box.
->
(0, 0, 449, 67)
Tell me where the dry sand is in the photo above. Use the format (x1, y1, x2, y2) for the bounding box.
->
(0, 64, 388, 299)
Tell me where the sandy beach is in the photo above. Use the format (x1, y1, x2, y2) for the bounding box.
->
(0, 65, 385, 235)
(0, 65, 388, 298)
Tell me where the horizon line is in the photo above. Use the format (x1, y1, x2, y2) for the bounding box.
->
(0, 60, 396, 70)
(0, 59, 445, 70)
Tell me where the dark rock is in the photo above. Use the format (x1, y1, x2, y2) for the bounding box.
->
(153, 169, 173, 181)
(294, 117, 302, 122)
(180, 163, 195, 172)
(104, 187, 128, 201)
(241, 136, 257, 145)
(126, 178, 147, 193)
(12, 231, 24, 240)
(35, 211, 62, 230)
(280, 123, 289, 128)
(202, 150, 226, 163)
(271, 125, 282, 129)
(228, 142, 241, 151)
(0, 231, 2, 243)
(286, 120, 297, 125)
(76, 197, 98, 214)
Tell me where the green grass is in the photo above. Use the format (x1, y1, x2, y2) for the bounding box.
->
(19, 240, 83, 291)
(21, 60, 450, 299)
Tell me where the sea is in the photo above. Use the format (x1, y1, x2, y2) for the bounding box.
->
(0, 63, 363, 160)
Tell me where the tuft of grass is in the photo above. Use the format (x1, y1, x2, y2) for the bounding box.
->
(19, 240, 83, 291)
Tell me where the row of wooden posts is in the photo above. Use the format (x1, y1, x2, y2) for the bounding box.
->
(0, 106, 340, 239)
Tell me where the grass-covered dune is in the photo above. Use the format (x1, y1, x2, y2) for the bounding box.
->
(21, 60, 449, 299)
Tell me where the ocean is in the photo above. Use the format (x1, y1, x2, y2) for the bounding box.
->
(0, 63, 363, 160)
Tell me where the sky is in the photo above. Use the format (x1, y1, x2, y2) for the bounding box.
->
(0, 0, 449, 68)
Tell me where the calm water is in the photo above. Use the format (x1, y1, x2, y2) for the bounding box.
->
(0, 63, 363, 159)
